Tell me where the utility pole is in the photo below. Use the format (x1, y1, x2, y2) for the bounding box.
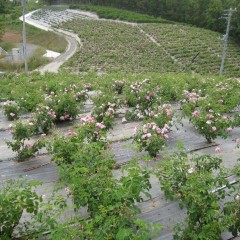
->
(21, 0, 28, 72)
(220, 8, 236, 76)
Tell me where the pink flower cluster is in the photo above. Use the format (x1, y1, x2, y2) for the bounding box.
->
(139, 122, 170, 140)
(97, 102, 117, 117)
(130, 81, 145, 94)
(47, 110, 56, 119)
(145, 91, 154, 101)
(83, 83, 92, 90)
(182, 90, 200, 104)
(66, 131, 78, 137)
(191, 108, 233, 140)
(96, 122, 106, 129)
(60, 114, 71, 121)
(192, 110, 200, 117)
(80, 116, 95, 124)
(26, 143, 33, 148)
(157, 104, 173, 117)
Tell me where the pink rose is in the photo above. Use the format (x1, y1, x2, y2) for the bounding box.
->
(26, 143, 33, 148)
(166, 109, 172, 116)
(164, 134, 169, 139)
(212, 126, 217, 131)
(66, 131, 72, 136)
(192, 111, 200, 117)
(215, 146, 221, 154)
(96, 122, 106, 129)
(227, 127, 233, 132)
(150, 111, 155, 117)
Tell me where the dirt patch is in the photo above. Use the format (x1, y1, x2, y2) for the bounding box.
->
(2, 32, 22, 42)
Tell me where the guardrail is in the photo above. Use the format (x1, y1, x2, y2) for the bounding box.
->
(0, 47, 8, 56)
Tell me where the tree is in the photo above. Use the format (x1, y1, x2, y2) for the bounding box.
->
(205, 0, 224, 32)
(231, 1, 240, 41)
(0, 0, 7, 14)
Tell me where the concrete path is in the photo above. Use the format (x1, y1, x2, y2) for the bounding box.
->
(20, 10, 81, 73)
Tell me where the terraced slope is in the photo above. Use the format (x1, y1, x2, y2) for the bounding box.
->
(61, 19, 179, 72)
(31, 8, 240, 76)
(141, 24, 240, 77)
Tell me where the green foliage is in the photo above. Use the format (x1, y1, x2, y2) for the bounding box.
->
(6, 121, 45, 161)
(48, 110, 156, 238)
(157, 151, 240, 239)
(2, 101, 20, 120)
(1, 70, 240, 238)
(69, 0, 240, 41)
(0, 46, 49, 73)
(70, 4, 171, 23)
(91, 93, 118, 129)
(60, 19, 178, 73)
(27, 30, 68, 53)
(180, 79, 239, 142)
(133, 122, 169, 157)
(28, 47, 49, 71)
(189, 109, 233, 143)
(20, 194, 67, 238)
(141, 24, 240, 77)
(0, 178, 42, 238)
(31, 104, 56, 134)
(0, 42, 16, 52)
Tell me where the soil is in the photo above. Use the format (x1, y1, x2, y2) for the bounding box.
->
(2, 32, 22, 42)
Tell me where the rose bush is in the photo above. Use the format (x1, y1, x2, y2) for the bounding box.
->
(30, 104, 56, 134)
(6, 121, 45, 161)
(3, 101, 20, 121)
(133, 122, 170, 157)
(189, 109, 233, 143)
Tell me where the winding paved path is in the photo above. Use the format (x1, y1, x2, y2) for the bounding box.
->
(20, 10, 81, 73)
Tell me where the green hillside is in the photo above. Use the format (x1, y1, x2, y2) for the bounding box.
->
(61, 19, 240, 77)
(141, 24, 240, 76)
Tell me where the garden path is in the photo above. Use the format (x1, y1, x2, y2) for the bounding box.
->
(19, 11, 81, 73)
(1, 100, 240, 239)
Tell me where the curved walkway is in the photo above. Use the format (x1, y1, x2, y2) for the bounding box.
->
(20, 10, 81, 73)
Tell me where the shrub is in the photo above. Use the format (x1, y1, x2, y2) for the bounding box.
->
(92, 94, 118, 129)
(145, 103, 174, 129)
(189, 109, 233, 143)
(2, 101, 20, 121)
(133, 122, 170, 157)
(0, 178, 42, 238)
(6, 121, 45, 161)
(44, 91, 79, 122)
(31, 104, 56, 134)
(157, 151, 240, 239)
